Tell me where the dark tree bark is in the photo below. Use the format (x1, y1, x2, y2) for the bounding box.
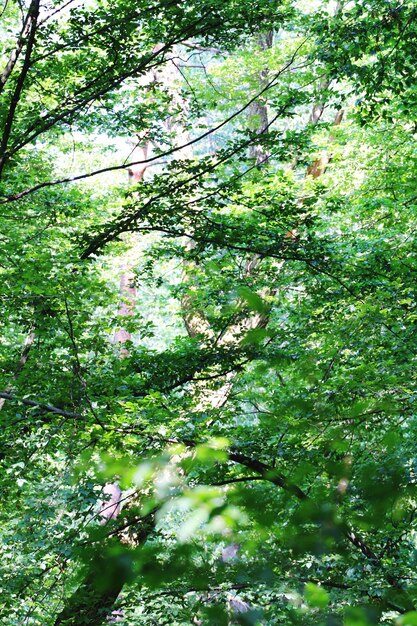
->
(54, 514, 156, 626)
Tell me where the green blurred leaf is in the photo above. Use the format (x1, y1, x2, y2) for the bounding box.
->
(305, 582, 329, 608)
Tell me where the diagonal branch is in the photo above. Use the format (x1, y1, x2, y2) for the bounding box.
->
(4, 14, 222, 163)
(0, 39, 308, 205)
(0, 326, 35, 411)
(0, 0, 37, 96)
(0, 0, 40, 176)
(224, 448, 413, 608)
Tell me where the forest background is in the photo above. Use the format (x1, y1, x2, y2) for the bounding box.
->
(1, 0, 417, 624)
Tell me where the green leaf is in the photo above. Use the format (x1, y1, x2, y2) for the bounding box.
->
(397, 613, 417, 626)
(236, 286, 268, 314)
(304, 583, 329, 608)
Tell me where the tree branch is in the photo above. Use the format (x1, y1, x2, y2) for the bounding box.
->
(182, 41, 227, 55)
(0, 0, 40, 176)
(0, 41, 307, 205)
(0, 392, 80, 419)
(0, 0, 37, 95)
(0, 326, 35, 411)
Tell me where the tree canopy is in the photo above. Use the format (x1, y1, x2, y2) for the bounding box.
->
(1, 1, 417, 624)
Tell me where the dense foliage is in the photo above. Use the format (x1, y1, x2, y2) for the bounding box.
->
(1, 1, 417, 624)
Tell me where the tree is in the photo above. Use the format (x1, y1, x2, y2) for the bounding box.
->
(2, 1, 417, 624)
